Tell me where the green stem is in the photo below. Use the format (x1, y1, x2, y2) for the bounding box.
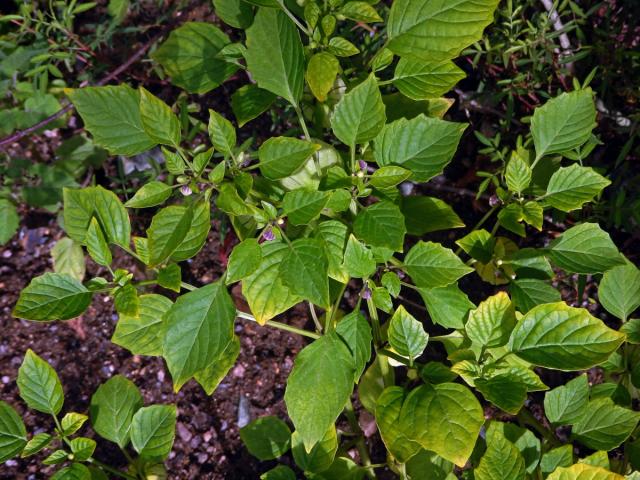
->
(455, 205, 499, 255)
(89, 458, 138, 480)
(308, 302, 323, 333)
(277, 0, 311, 36)
(366, 297, 382, 346)
(378, 348, 414, 368)
(236, 310, 320, 339)
(517, 408, 560, 447)
(327, 282, 348, 332)
(344, 399, 376, 479)
(294, 104, 321, 175)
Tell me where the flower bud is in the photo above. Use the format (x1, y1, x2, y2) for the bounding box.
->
(263, 228, 275, 242)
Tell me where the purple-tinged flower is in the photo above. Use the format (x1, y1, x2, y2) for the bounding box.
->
(361, 287, 372, 300)
(489, 195, 499, 207)
(263, 228, 275, 242)
(181, 185, 192, 196)
(359, 160, 367, 171)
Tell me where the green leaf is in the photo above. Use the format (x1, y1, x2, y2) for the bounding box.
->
(465, 292, 515, 348)
(90, 375, 143, 448)
(50, 463, 91, 480)
(404, 241, 473, 288)
(194, 336, 240, 395)
(522, 201, 543, 230)
(70, 437, 96, 461)
(339, 1, 382, 22)
(125, 181, 172, 208)
(531, 89, 597, 161)
(138, 87, 180, 146)
(208, 110, 236, 157)
(572, 398, 640, 451)
(331, 74, 386, 148)
(163, 147, 185, 175)
(335, 311, 372, 382)
(393, 59, 465, 100)
(130, 405, 177, 459)
(549, 223, 624, 274)
(598, 261, 640, 321)
(20, 432, 51, 458)
(370, 166, 412, 189)
(544, 374, 589, 425)
(108, 0, 129, 22)
(66, 85, 155, 155)
(147, 205, 193, 266)
(112, 294, 172, 356)
(509, 302, 625, 370)
(381, 272, 401, 298)
(388, 306, 428, 363)
(17, 350, 64, 415)
(306, 52, 341, 102)
(231, 84, 276, 127)
(283, 189, 330, 225)
(475, 374, 528, 415)
(280, 239, 330, 308)
(13, 272, 92, 321)
(328, 36, 360, 57)
(0, 401, 27, 462)
(540, 445, 574, 477)
(213, 0, 254, 28)
(509, 279, 561, 313)
(171, 200, 211, 262)
(455, 229, 495, 263)
(498, 203, 525, 237)
(406, 450, 455, 480)
(387, 0, 500, 61)
(547, 464, 623, 480)
(52, 237, 86, 281)
(114, 284, 139, 317)
(240, 416, 292, 461)
(475, 422, 526, 480)
(157, 264, 181, 292)
(86, 218, 112, 267)
(245, 8, 305, 106)
(0, 199, 19, 244)
(374, 114, 466, 182)
(375, 387, 421, 463)
(259, 137, 320, 180)
(260, 465, 296, 480)
(418, 283, 474, 329)
(342, 234, 376, 279)
(152, 22, 237, 94)
(316, 220, 349, 283)
(401, 196, 464, 236)
(226, 239, 262, 284)
(242, 242, 303, 325)
(61, 412, 88, 436)
(163, 281, 236, 391)
(284, 333, 355, 451)
(505, 151, 532, 194)
(292, 426, 338, 474)
(545, 164, 610, 212)
(353, 201, 406, 252)
(43, 449, 69, 465)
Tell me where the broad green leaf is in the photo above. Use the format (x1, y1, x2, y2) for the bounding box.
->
(194, 336, 240, 395)
(208, 110, 236, 157)
(316, 220, 349, 283)
(549, 223, 624, 274)
(531, 89, 597, 161)
(157, 264, 181, 292)
(66, 85, 155, 155)
(418, 283, 474, 329)
(86, 218, 112, 267)
(331, 74, 386, 148)
(339, 1, 382, 22)
(495, 421, 542, 474)
(61, 412, 88, 436)
(404, 241, 473, 288)
(465, 292, 515, 348)
(125, 181, 172, 208)
(112, 294, 172, 356)
(456, 229, 495, 263)
(485, 364, 548, 393)
(387, 0, 500, 61)
(540, 445, 574, 477)
(401, 196, 464, 236)
(213, 0, 254, 28)
(393, 59, 465, 100)
(17, 350, 64, 415)
(475, 374, 528, 414)
(376, 387, 422, 463)
(52, 237, 85, 281)
(388, 306, 428, 363)
(381, 272, 401, 298)
(130, 405, 177, 459)
(522, 201, 543, 230)
(114, 284, 139, 317)
(152, 22, 237, 94)
(510, 279, 561, 313)
(0, 199, 19, 244)
(231, 84, 276, 127)
(90, 375, 142, 448)
(50, 464, 91, 480)
(475, 422, 526, 480)
(374, 114, 466, 182)
(240, 416, 291, 460)
(545, 164, 610, 212)
(283, 189, 329, 225)
(138, 87, 180, 146)
(544, 374, 589, 425)
(341, 234, 376, 279)
(70, 437, 96, 461)
(406, 450, 455, 480)
(572, 398, 640, 451)
(226, 238, 262, 284)
(147, 205, 193, 266)
(43, 449, 69, 465)
(335, 312, 372, 382)
(509, 302, 625, 370)
(506, 151, 532, 194)
(260, 465, 296, 480)
(498, 203, 525, 236)
(328, 36, 359, 57)
(284, 333, 355, 451)
(280, 239, 330, 308)
(20, 432, 51, 458)
(242, 242, 303, 324)
(353, 201, 406, 252)
(579, 452, 610, 469)
(292, 427, 338, 474)
(360, 358, 395, 414)
(0, 401, 27, 462)
(13, 272, 92, 321)
(306, 52, 340, 102)
(163, 281, 236, 391)
(245, 8, 305, 106)
(370, 166, 412, 189)
(170, 200, 211, 262)
(259, 137, 320, 180)
(598, 262, 640, 321)
(547, 464, 624, 480)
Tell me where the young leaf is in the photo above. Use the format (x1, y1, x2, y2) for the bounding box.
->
(544, 374, 589, 425)
(0, 199, 19, 245)
(170, 200, 211, 262)
(531, 89, 597, 161)
(572, 398, 640, 451)
(598, 262, 640, 321)
(245, 8, 305, 106)
(316, 220, 350, 284)
(339, 1, 382, 23)
(374, 114, 466, 182)
(388, 306, 429, 363)
(240, 416, 291, 461)
(20, 432, 51, 458)
(476, 374, 528, 415)
(226, 238, 262, 284)
(280, 239, 330, 308)
(509, 302, 625, 370)
(151, 22, 237, 94)
(70, 437, 96, 461)
(17, 350, 64, 415)
(393, 59, 466, 100)
(282, 189, 330, 225)
(404, 241, 473, 288)
(259, 137, 320, 180)
(86, 218, 112, 267)
(124, 181, 172, 209)
(231, 84, 276, 127)
(505, 151, 532, 194)
(306, 53, 340, 103)
(545, 164, 610, 212)
(327, 37, 359, 57)
(465, 292, 515, 348)
(50, 464, 91, 479)
(540, 445, 574, 477)
(114, 284, 139, 318)
(335, 311, 372, 382)
(341, 234, 376, 279)
(353, 201, 406, 252)
(284, 333, 355, 451)
(475, 422, 526, 480)
(291, 427, 338, 474)
(370, 166, 412, 189)
(51, 237, 86, 281)
(139, 87, 181, 146)
(418, 283, 474, 329)
(208, 110, 236, 157)
(13, 273, 92, 321)
(130, 405, 177, 459)
(147, 205, 193, 266)
(0, 401, 27, 462)
(163, 281, 236, 391)
(401, 196, 464, 235)
(61, 412, 88, 436)
(547, 464, 624, 480)
(260, 465, 296, 480)
(331, 74, 386, 148)
(194, 336, 240, 395)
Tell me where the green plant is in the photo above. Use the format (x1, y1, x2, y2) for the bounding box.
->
(3, 0, 640, 479)
(0, 350, 176, 479)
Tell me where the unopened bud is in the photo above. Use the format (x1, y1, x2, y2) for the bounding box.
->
(180, 185, 192, 196)
(489, 195, 500, 207)
(263, 228, 275, 242)
(359, 160, 367, 170)
(277, 218, 285, 225)
(361, 287, 372, 300)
